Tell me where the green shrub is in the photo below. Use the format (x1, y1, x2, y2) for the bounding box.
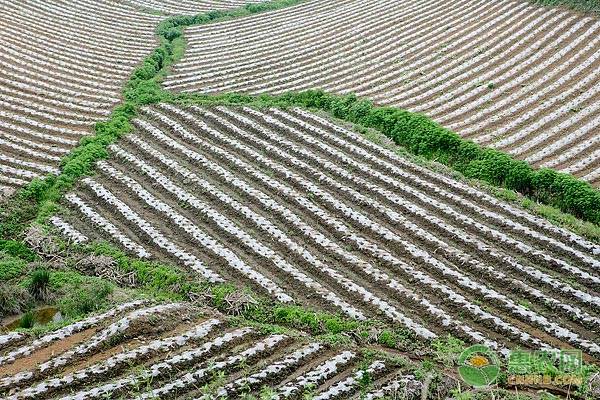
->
(0, 253, 27, 281)
(0, 241, 37, 262)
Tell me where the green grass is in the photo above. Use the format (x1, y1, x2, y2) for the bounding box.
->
(2, 235, 424, 353)
(0, 253, 27, 281)
(18, 311, 35, 329)
(532, 0, 600, 13)
(28, 268, 50, 301)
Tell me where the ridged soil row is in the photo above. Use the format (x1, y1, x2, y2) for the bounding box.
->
(210, 108, 600, 321)
(285, 109, 600, 258)
(0, 300, 148, 370)
(163, 0, 600, 183)
(0, 303, 189, 393)
(0, 0, 161, 191)
(177, 106, 598, 354)
(124, 106, 540, 349)
(2, 304, 427, 400)
(56, 105, 600, 360)
(62, 110, 497, 347)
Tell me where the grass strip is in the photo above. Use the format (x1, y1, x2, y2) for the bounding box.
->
(531, 0, 600, 13)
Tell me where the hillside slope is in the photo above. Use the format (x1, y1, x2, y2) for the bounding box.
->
(164, 0, 600, 185)
(52, 104, 600, 362)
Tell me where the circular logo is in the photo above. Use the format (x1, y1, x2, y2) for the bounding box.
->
(458, 345, 500, 387)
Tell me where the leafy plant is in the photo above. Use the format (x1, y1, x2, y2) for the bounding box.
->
(432, 335, 466, 367)
(259, 386, 277, 399)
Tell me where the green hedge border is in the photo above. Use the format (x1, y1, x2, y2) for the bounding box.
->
(1, 0, 599, 240)
(289, 92, 600, 225)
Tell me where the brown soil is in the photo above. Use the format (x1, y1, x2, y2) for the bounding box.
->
(0, 327, 96, 377)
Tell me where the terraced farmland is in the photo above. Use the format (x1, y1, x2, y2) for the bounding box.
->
(0, 0, 273, 196)
(0, 0, 161, 194)
(53, 104, 600, 361)
(163, 0, 600, 184)
(0, 301, 432, 399)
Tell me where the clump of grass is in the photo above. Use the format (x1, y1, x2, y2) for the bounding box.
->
(18, 310, 35, 329)
(28, 268, 51, 302)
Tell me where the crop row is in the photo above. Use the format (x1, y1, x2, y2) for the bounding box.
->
(164, 0, 600, 184)
(0, 302, 429, 400)
(55, 105, 600, 359)
(0, 302, 185, 390)
(0, 0, 161, 191)
(0, 300, 147, 367)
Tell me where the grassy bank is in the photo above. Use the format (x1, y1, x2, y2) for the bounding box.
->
(532, 0, 600, 13)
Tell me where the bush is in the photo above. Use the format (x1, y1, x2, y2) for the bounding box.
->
(0, 253, 27, 281)
(0, 241, 37, 262)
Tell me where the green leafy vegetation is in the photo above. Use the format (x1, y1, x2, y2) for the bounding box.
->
(57, 279, 113, 319)
(89, 242, 187, 295)
(0, 240, 37, 262)
(0, 249, 125, 327)
(531, 0, 600, 13)
(18, 311, 35, 329)
(0, 253, 27, 281)
(432, 335, 466, 367)
(348, 121, 600, 242)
